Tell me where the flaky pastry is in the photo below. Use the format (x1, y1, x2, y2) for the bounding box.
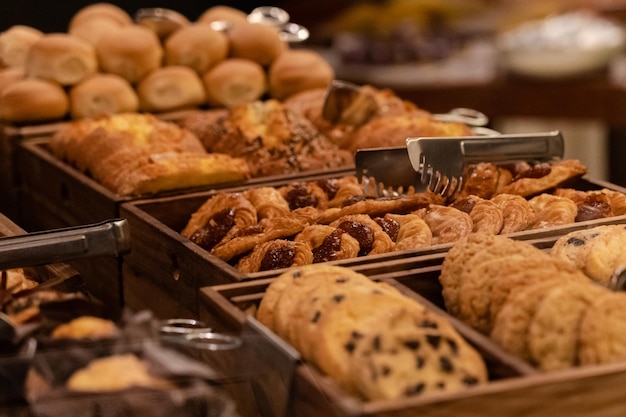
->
(295, 224, 361, 263)
(528, 194, 578, 229)
(236, 239, 313, 273)
(452, 195, 504, 235)
(416, 205, 473, 245)
(329, 214, 395, 255)
(491, 194, 535, 234)
(383, 213, 432, 251)
(498, 159, 587, 197)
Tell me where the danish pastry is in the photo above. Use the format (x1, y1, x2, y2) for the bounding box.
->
(383, 213, 432, 251)
(528, 194, 578, 229)
(294, 224, 360, 263)
(244, 187, 291, 220)
(490, 194, 535, 234)
(498, 159, 587, 197)
(417, 205, 473, 245)
(329, 214, 395, 255)
(235, 239, 313, 273)
(451, 195, 504, 235)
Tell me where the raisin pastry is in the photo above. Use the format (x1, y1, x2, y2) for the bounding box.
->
(456, 163, 513, 200)
(416, 205, 473, 245)
(451, 195, 504, 235)
(490, 194, 535, 234)
(294, 224, 360, 263)
(329, 214, 395, 255)
(235, 239, 313, 273)
(181, 193, 257, 251)
(498, 159, 587, 197)
(528, 194, 578, 229)
(554, 188, 612, 222)
(279, 180, 331, 210)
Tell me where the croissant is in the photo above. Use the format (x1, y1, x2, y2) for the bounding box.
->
(416, 205, 473, 245)
(452, 195, 504, 235)
(295, 224, 360, 263)
(490, 194, 535, 234)
(554, 188, 612, 222)
(236, 239, 313, 273)
(498, 159, 587, 197)
(279, 180, 331, 210)
(329, 214, 395, 255)
(382, 213, 432, 251)
(244, 187, 291, 220)
(528, 194, 578, 229)
(600, 188, 626, 216)
(456, 163, 512, 200)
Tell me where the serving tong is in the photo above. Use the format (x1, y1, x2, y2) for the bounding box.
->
(134, 6, 310, 42)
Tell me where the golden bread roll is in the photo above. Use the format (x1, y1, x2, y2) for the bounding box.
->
(69, 17, 124, 46)
(137, 65, 206, 112)
(25, 33, 98, 86)
(164, 23, 229, 74)
(68, 3, 132, 32)
(95, 24, 163, 84)
(202, 58, 266, 107)
(0, 66, 25, 94)
(227, 21, 286, 66)
(69, 73, 139, 119)
(0, 25, 44, 68)
(197, 5, 249, 26)
(51, 316, 118, 339)
(0, 78, 69, 122)
(268, 49, 334, 100)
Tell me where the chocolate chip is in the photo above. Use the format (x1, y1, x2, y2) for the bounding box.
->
(419, 319, 439, 329)
(404, 383, 425, 396)
(332, 294, 345, 303)
(404, 340, 420, 350)
(351, 331, 363, 340)
(426, 335, 442, 349)
(336, 277, 348, 284)
(372, 335, 381, 352)
(345, 341, 356, 353)
(440, 356, 454, 373)
(381, 365, 392, 377)
(462, 376, 480, 386)
(567, 237, 586, 246)
(293, 271, 302, 278)
(446, 338, 458, 355)
(436, 381, 446, 389)
(311, 311, 321, 323)
(416, 356, 425, 369)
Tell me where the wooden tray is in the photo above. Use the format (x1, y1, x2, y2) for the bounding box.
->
(119, 172, 626, 318)
(198, 271, 626, 417)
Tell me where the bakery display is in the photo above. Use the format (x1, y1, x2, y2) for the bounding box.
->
(69, 73, 139, 119)
(48, 112, 250, 196)
(257, 264, 488, 400)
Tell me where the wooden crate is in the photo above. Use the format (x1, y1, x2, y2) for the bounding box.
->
(198, 272, 626, 417)
(119, 172, 626, 318)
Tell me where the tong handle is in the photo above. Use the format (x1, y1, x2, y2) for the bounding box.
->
(0, 219, 131, 270)
(460, 130, 564, 163)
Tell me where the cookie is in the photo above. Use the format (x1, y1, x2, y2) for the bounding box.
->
(582, 225, 626, 285)
(350, 307, 487, 401)
(550, 225, 618, 270)
(440, 234, 520, 317)
(578, 291, 626, 366)
(527, 280, 607, 371)
(491, 278, 564, 361)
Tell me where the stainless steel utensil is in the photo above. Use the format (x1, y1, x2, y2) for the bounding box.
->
(0, 219, 130, 270)
(406, 130, 564, 198)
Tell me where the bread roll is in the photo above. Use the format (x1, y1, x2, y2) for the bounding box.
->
(137, 65, 206, 112)
(69, 17, 123, 46)
(25, 33, 98, 86)
(197, 5, 249, 27)
(68, 3, 132, 32)
(96, 24, 163, 84)
(0, 66, 25, 95)
(227, 21, 286, 66)
(0, 78, 69, 122)
(70, 73, 139, 119)
(0, 25, 44, 68)
(268, 49, 335, 100)
(165, 24, 229, 74)
(202, 58, 266, 107)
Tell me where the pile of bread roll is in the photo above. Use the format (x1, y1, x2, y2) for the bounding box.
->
(0, 3, 335, 123)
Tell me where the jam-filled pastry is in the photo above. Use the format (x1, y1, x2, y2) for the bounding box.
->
(451, 195, 504, 235)
(554, 188, 612, 222)
(317, 192, 443, 224)
(600, 188, 626, 216)
(326, 175, 365, 208)
(295, 224, 360, 263)
(528, 194, 578, 229)
(243, 187, 291, 220)
(329, 214, 395, 255)
(456, 163, 513, 200)
(498, 159, 587, 197)
(181, 193, 257, 251)
(382, 213, 432, 251)
(236, 239, 314, 273)
(416, 205, 473, 245)
(279, 181, 331, 210)
(490, 194, 535, 234)
(211, 213, 312, 262)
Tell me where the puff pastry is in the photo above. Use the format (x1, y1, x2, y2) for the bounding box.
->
(279, 181, 330, 210)
(452, 195, 504, 235)
(295, 224, 360, 263)
(329, 214, 395, 255)
(456, 163, 512, 200)
(490, 194, 535, 234)
(244, 187, 291, 220)
(498, 160, 587, 197)
(528, 194, 578, 229)
(416, 205, 473, 245)
(554, 188, 612, 222)
(601, 188, 626, 216)
(236, 239, 313, 273)
(383, 213, 432, 251)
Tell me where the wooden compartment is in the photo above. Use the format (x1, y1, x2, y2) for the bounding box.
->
(198, 271, 626, 417)
(119, 171, 626, 318)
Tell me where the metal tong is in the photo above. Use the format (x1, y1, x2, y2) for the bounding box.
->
(0, 219, 131, 270)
